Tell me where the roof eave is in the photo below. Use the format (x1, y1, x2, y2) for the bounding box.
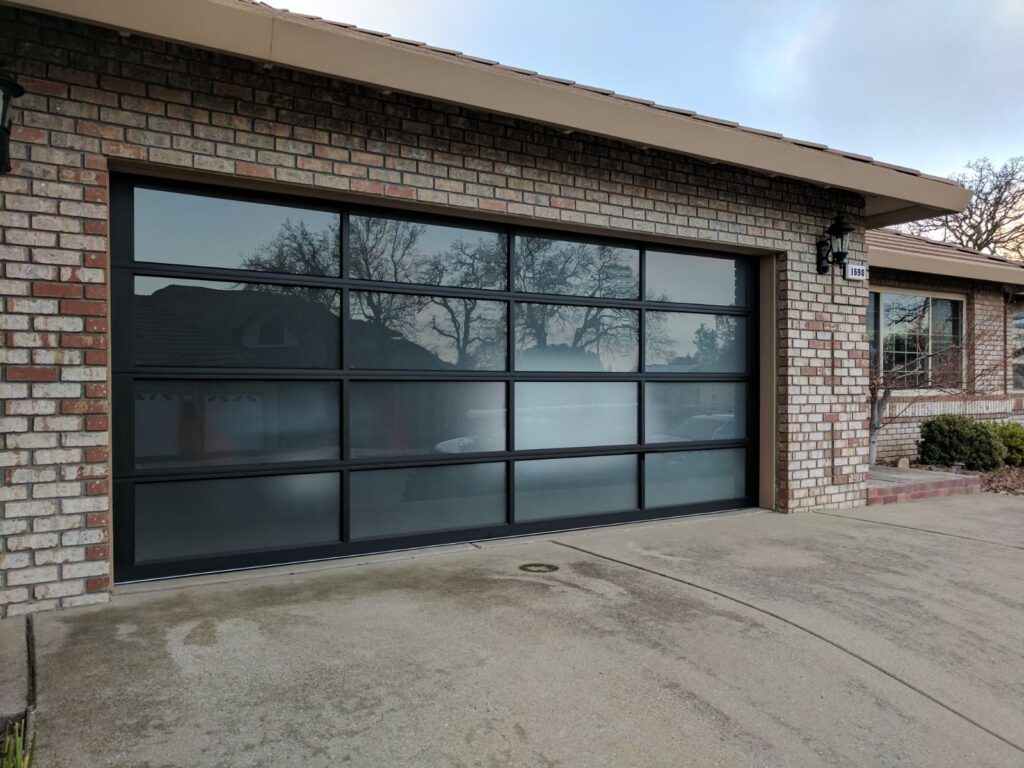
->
(4, 0, 972, 224)
(869, 247, 1024, 287)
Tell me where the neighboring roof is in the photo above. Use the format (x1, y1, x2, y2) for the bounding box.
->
(6, 0, 971, 227)
(866, 229, 1024, 286)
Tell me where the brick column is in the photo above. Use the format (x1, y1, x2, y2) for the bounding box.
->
(0, 155, 111, 616)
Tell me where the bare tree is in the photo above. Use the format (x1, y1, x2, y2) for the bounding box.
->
(900, 157, 1024, 260)
(868, 296, 1009, 464)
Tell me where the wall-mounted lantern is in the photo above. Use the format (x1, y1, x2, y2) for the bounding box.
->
(815, 213, 856, 274)
(0, 63, 25, 174)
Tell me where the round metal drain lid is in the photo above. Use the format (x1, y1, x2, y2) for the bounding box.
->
(519, 563, 559, 573)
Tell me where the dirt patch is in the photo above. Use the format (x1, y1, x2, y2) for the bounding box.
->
(978, 466, 1024, 495)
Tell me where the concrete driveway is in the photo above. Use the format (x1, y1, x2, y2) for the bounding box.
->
(26, 494, 1024, 767)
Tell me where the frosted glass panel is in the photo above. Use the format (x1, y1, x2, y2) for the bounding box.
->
(350, 463, 506, 539)
(134, 380, 339, 468)
(645, 449, 747, 508)
(515, 455, 637, 521)
(350, 381, 505, 457)
(134, 473, 340, 562)
(645, 383, 746, 443)
(515, 382, 637, 449)
(515, 303, 638, 372)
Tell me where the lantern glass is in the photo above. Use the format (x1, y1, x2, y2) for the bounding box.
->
(827, 214, 854, 258)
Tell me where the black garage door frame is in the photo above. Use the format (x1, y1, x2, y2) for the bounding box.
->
(111, 174, 759, 582)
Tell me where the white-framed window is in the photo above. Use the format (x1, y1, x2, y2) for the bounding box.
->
(1011, 306, 1024, 390)
(868, 289, 965, 389)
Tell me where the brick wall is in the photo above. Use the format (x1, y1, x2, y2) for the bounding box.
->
(870, 268, 1018, 460)
(0, 7, 868, 615)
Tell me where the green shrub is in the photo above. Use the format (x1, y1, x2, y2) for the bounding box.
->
(994, 422, 1024, 467)
(918, 415, 1006, 471)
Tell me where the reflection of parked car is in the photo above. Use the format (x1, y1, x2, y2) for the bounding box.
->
(433, 434, 504, 453)
(650, 413, 737, 442)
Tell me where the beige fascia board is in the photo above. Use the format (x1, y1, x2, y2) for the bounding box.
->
(869, 247, 1024, 286)
(6, 0, 969, 222)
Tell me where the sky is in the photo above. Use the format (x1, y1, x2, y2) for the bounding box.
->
(271, 0, 1024, 178)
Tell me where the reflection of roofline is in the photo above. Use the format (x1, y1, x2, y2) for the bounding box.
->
(866, 229, 1024, 287)
(9, 0, 970, 226)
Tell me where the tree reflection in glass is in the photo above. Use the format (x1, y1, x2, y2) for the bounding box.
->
(350, 291, 506, 370)
(515, 303, 638, 372)
(349, 215, 507, 290)
(514, 235, 638, 299)
(645, 312, 745, 373)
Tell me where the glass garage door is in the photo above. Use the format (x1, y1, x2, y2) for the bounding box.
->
(112, 176, 757, 581)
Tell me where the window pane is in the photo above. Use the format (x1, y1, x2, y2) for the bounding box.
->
(349, 291, 506, 370)
(349, 215, 506, 290)
(645, 312, 746, 373)
(515, 382, 637, 449)
(514, 235, 638, 299)
(134, 188, 339, 276)
(350, 381, 505, 457)
(515, 455, 637, 522)
(133, 277, 340, 368)
(645, 251, 746, 306)
(350, 463, 506, 539)
(646, 448, 747, 508)
(514, 303, 638, 372)
(645, 383, 746, 443)
(134, 473, 340, 562)
(135, 380, 339, 469)
(931, 299, 961, 338)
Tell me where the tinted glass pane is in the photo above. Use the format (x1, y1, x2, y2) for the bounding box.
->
(645, 251, 746, 306)
(515, 382, 637, 449)
(349, 215, 506, 290)
(645, 312, 745, 373)
(645, 383, 746, 443)
(134, 473, 340, 562)
(134, 380, 339, 469)
(350, 463, 506, 540)
(645, 448, 747, 508)
(514, 235, 638, 299)
(515, 455, 637, 522)
(133, 276, 340, 368)
(134, 188, 339, 276)
(350, 381, 505, 457)
(515, 303, 638, 372)
(350, 291, 506, 371)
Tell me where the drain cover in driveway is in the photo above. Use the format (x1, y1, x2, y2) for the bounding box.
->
(518, 563, 559, 573)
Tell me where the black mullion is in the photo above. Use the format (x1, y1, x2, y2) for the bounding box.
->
(341, 468, 350, 543)
(113, 262, 752, 316)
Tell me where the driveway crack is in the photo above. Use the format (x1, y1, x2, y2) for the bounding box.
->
(552, 538, 1024, 756)
(812, 511, 1024, 550)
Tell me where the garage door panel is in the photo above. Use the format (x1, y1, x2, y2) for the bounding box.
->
(112, 175, 756, 581)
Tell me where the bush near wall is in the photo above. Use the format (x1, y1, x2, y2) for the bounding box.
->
(918, 415, 1007, 471)
(994, 422, 1024, 467)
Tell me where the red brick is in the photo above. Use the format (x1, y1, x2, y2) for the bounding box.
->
(5, 366, 58, 382)
(61, 399, 108, 415)
(84, 350, 108, 365)
(85, 480, 108, 497)
(84, 447, 109, 464)
(59, 299, 106, 317)
(86, 543, 110, 561)
(236, 162, 273, 178)
(85, 414, 108, 431)
(86, 575, 110, 593)
(33, 282, 83, 299)
(84, 383, 109, 398)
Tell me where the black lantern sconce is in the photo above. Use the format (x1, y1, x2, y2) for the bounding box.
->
(815, 213, 856, 274)
(0, 63, 25, 175)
